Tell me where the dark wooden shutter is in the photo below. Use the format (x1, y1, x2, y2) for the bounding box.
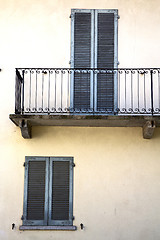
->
(97, 12, 115, 112)
(72, 9, 117, 113)
(27, 161, 46, 221)
(51, 161, 70, 221)
(73, 12, 91, 110)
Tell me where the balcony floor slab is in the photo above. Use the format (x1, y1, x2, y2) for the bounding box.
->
(9, 114, 160, 127)
(9, 114, 160, 137)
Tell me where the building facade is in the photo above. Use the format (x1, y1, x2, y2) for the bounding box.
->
(1, 0, 160, 240)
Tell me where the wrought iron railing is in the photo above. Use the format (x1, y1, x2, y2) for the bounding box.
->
(15, 68, 160, 115)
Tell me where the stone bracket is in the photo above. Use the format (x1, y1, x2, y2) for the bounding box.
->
(19, 120, 31, 139)
(143, 121, 155, 139)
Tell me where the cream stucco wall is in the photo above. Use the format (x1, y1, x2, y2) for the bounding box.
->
(1, 127, 160, 240)
(1, 0, 160, 70)
(1, 0, 160, 240)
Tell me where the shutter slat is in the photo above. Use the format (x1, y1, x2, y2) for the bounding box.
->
(27, 161, 46, 220)
(51, 161, 70, 221)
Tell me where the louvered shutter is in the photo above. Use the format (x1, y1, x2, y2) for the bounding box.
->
(71, 10, 94, 111)
(71, 9, 118, 114)
(49, 157, 73, 226)
(95, 10, 118, 113)
(23, 157, 49, 226)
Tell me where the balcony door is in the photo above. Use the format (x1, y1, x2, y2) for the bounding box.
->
(70, 9, 118, 113)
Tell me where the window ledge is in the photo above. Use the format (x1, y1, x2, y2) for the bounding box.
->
(19, 225, 77, 231)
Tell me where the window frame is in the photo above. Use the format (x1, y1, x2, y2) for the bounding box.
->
(22, 156, 74, 228)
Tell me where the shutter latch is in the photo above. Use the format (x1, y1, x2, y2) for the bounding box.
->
(21, 215, 24, 220)
(72, 163, 75, 167)
(23, 162, 25, 167)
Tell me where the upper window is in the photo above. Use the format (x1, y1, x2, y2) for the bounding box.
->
(70, 9, 118, 113)
(21, 157, 74, 229)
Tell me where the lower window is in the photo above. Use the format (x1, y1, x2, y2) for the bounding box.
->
(22, 157, 74, 227)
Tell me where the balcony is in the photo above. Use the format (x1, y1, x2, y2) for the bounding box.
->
(9, 68, 160, 139)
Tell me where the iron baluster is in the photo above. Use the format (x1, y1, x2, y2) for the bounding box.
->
(29, 70, 32, 112)
(150, 69, 154, 116)
(55, 70, 57, 112)
(48, 70, 50, 112)
(125, 70, 127, 112)
(35, 70, 38, 112)
(22, 70, 25, 114)
(67, 70, 70, 111)
(144, 71, 146, 112)
(137, 70, 140, 113)
(61, 70, 63, 111)
(131, 70, 133, 113)
(118, 70, 120, 113)
(158, 70, 160, 111)
(42, 70, 44, 112)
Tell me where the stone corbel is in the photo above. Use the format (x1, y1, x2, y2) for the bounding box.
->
(143, 121, 155, 139)
(19, 119, 31, 139)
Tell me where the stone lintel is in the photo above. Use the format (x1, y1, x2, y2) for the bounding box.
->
(19, 119, 31, 139)
(143, 121, 155, 139)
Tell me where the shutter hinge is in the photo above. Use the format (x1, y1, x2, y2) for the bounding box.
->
(72, 216, 75, 220)
(72, 163, 75, 167)
(70, 14, 74, 19)
(21, 215, 24, 220)
(69, 60, 71, 65)
(23, 162, 28, 167)
(118, 15, 120, 19)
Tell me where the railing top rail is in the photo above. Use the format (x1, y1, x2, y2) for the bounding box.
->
(16, 67, 160, 71)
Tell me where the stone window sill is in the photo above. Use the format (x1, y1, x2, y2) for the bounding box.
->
(19, 225, 77, 231)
